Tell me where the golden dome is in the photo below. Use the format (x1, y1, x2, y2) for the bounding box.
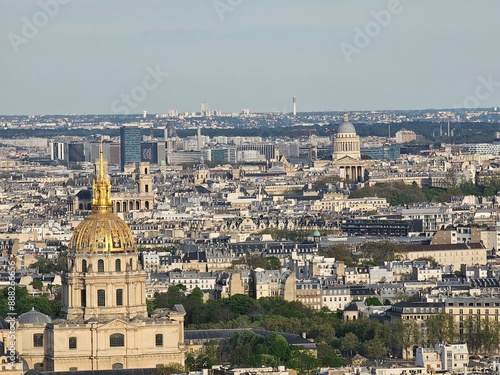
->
(68, 145, 137, 253)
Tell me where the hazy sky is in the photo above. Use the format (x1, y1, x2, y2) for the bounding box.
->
(1, 0, 499, 115)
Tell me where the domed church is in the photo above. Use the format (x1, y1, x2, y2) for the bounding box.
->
(0, 148, 185, 372)
(331, 113, 367, 182)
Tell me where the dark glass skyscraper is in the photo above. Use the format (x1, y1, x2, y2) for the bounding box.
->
(120, 125, 141, 171)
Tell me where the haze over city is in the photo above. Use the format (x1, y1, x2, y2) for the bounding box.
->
(2, 0, 500, 115)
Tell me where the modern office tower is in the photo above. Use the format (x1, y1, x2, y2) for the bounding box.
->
(66, 143, 85, 164)
(293, 96, 297, 116)
(141, 141, 158, 163)
(120, 125, 141, 171)
(50, 141, 66, 161)
(201, 102, 210, 116)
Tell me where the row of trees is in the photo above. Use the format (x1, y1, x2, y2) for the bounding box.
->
(0, 287, 61, 317)
(153, 288, 500, 365)
(350, 178, 500, 206)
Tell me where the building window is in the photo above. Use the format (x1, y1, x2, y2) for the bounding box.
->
(156, 333, 163, 346)
(98, 259, 104, 272)
(33, 333, 43, 347)
(98, 289, 106, 306)
(81, 289, 87, 307)
(115, 259, 121, 272)
(82, 260, 87, 272)
(112, 363, 123, 369)
(116, 289, 123, 306)
(110, 333, 124, 347)
(69, 337, 77, 349)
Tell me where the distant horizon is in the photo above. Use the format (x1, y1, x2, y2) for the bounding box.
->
(1, 106, 499, 118)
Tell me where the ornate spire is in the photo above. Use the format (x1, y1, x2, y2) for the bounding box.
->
(343, 112, 349, 122)
(92, 142, 112, 212)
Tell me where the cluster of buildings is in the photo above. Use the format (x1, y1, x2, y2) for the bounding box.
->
(2, 113, 500, 374)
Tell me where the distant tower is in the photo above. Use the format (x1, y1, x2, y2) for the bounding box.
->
(292, 96, 297, 116)
(120, 125, 141, 171)
(197, 127, 202, 150)
(388, 124, 391, 138)
(143, 110, 147, 119)
(448, 121, 451, 137)
(201, 102, 209, 116)
(439, 124, 443, 136)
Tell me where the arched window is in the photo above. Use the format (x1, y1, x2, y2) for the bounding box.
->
(78, 203, 83, 210)
(145, 184, 149, 193)
(155, 333, 163, 347)
(116, 202, 121, 212)
(115, 259, 121, 272)
(87, 203, 91, 210)
(97, 289, 105, 306)
(116, 289, 123, 306)
(136, 201, 140, 210)
(110, 333, 124, 347)
(98, 259, 104, 272)
(145, 201, 150, 210)
(129, 258, 133, 270)
(112, 363, 123, 369)
(82, 260, 87, 273)
(123, 202, 127, 212)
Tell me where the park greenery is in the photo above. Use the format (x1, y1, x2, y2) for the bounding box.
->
(0, 286, 61, 317)
(151, 289, 500, 369)
(349, 177, 500, 205)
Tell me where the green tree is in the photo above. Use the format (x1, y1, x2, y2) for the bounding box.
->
(288, 349, 319, 375)
(154, 285, 185, 308)
(318, 244, 356, 266)
(341, 332, 359, 357)
(30, 280, 43, 290)
(154, 362, 185, 375)
(361, 240, 406, 265)
(426, 313, 456, 346)
(263, 333, 291, 363)
(365, 297, 382, 306)
(399, 320, 421, 359)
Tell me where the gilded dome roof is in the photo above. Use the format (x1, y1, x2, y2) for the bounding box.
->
(338, 112, 356, 134)
(68, 145, 136, 253)
(69, 210, 136, 252)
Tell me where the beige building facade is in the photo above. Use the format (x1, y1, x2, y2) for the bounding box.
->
(0, 150, 185, 372)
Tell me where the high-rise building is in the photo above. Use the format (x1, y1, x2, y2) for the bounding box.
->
(120, 125, 141, 171)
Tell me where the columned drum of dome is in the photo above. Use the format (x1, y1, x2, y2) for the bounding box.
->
(332, 112, 368, 182)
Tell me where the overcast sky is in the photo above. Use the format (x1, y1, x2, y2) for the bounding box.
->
(1, 0, 499, 115)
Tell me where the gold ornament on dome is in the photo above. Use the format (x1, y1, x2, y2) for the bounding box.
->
(68, 144, 137, 253)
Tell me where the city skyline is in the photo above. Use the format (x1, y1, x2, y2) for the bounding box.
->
(1, 1, 500, 115)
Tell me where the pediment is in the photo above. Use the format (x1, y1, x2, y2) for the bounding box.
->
(97, 318, 135, 330)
